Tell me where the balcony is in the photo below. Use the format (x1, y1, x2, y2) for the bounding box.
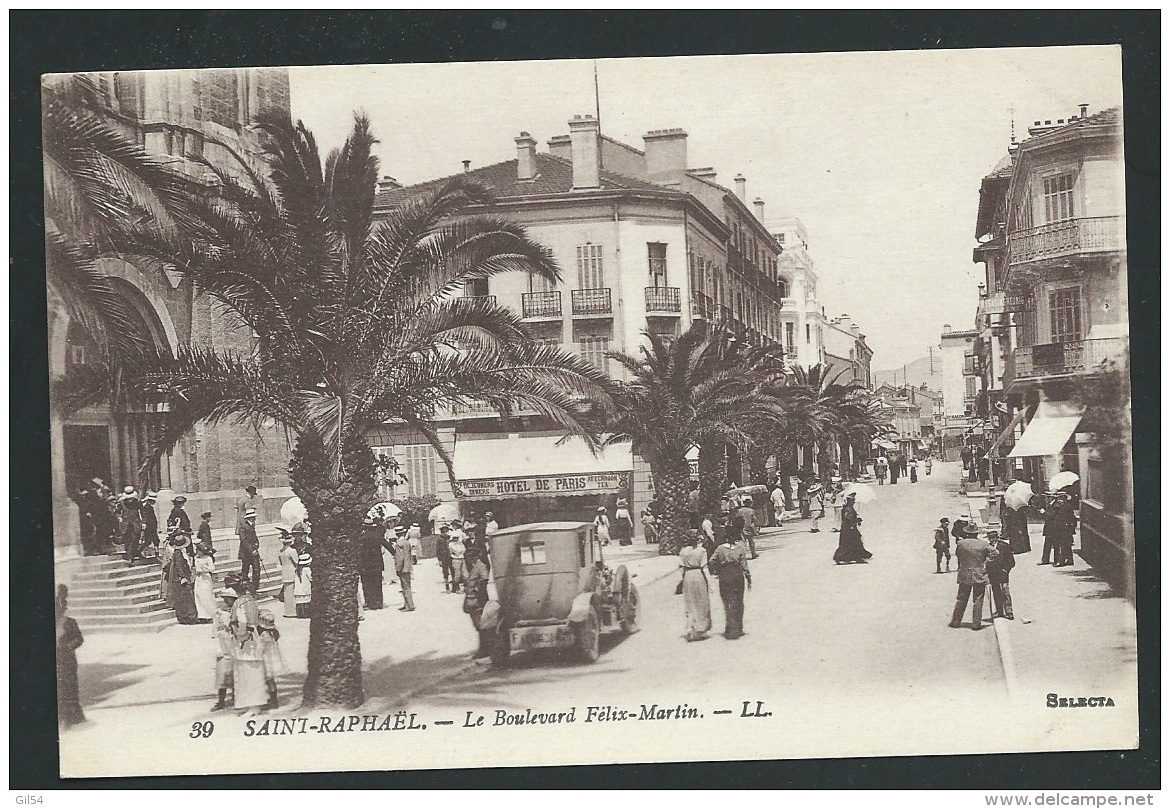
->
(1007, 216, 1125, 269)
(462, 294, 497, 307)
(571, 288, 612, 317)
(645, 286, 681, 315)
(690, 292, 716, 321)
(521, 291, 562, 320)
(1005, 336, 1127, 387)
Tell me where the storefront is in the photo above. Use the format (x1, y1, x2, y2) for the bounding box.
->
(1007, 401, 1084, 490)
(452, 433, 634, 528)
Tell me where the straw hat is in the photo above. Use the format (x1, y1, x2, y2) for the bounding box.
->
(258, 609, 276, 629)
(297, 552, 312, 566)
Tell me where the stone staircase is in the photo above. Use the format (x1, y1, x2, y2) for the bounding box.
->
(67, 528, 285, 633)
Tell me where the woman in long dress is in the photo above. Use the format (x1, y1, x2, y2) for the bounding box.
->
(226, 575, 268, 711)
(168, 533, 200, 623)
(293, 552, 313, 619)
(679, 532, 712, 641)
(613, 499, 634, 546)
(709, 518, 751, 640)
(833, 492, 873, 564)
(277, 533, 299, 618)
(193, 543, 217, 623)
(56, 585, 86, 727)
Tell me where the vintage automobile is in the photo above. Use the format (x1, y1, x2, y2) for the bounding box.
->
(478, 521, 639, 666)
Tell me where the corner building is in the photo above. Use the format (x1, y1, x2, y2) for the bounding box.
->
(373, 115, 789, 528)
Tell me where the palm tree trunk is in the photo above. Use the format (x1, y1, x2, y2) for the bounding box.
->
(652, 459, 693, 556)
(697, 439, 726, 517)
(289, 430, 378, 709)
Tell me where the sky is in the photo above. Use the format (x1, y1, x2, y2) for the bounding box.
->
(287, 46, 1123, 371)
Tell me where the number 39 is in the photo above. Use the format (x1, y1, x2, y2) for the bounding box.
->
(190, 721, 215, 739)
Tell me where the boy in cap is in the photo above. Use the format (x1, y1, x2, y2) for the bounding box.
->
(257, 609, 286, 710)
(933, 518, 952, 573)
(986, 530, 1015, 620)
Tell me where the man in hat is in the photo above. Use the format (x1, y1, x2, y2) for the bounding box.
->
(359, 515, 390, 610)
(195, 509, 215, 552)
(117, 486, 144, 565)
(949, 526, 992, 630)
(393, 525, 416, 612)
(447, 524, 467, 594)
(735, 496, 760, 560)
(72, 486, 99, 556)
(238, 507, 262, 594)
(436, 524, 455, 593)
(275, 528, 300, 618)
(933, 517, 952, 574)
(986, 530, 1015, 620)
(140, 491, 160, 559)
(167, 495, 191, 539)
(235, 485, 261, 538)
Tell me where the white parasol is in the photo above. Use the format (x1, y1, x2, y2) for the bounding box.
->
(1003, 481, 1034, 511)
(1049, 471, 1080, 491)
(841, 483, 877, 504)
(367, 502, 403, 523)
(428, 501, 460, 526)
(280, 496, 309, 527)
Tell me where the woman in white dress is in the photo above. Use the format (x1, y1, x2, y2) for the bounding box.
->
(594, 506, 612, 546)
(293, 552, 313, 618)
(277, 532, 299, 618)
(193, 543, 218, 623)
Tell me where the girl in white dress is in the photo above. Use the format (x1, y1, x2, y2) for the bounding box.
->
(193, 544, 218, 622)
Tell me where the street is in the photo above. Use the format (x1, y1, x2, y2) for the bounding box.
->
(61, 461, 1137, 776)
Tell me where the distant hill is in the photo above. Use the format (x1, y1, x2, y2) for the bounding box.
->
(872, 356, 944, 390)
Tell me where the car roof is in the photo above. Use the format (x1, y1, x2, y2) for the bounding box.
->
(490, 521, 591, 538)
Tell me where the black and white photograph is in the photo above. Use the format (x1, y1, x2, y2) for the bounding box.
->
(38, 43, 1138, 778)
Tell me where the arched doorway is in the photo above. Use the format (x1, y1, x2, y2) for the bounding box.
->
(60, 275, 173, 496)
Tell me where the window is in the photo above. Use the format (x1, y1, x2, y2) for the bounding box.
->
(464, 278, 489, 297)
(777, 278, 789, 298)
(519, 541, 547, 565)
(577, 244, 604, 288)
(528, 273, 555, 294)
(68, 345, 87, 366)
(806, 323, 811, 344)
(578, 335, 610, 374)
(965, 377, 977, 399)
(400, 444, 438, 498)
(1048, 287, 1083, 343)
(1043, 173, 1076, 223)
(777, 233, 786, 245)
(648, 243, 667, 287)
(785, 322, 795, 350)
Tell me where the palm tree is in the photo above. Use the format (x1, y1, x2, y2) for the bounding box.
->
(42, 75, 197, 419)
(108, 113, 613, 707)
(606, 323, 790, 554)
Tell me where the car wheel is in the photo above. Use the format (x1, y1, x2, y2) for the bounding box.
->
(576, 607, 600, 663)
(620, 584, 639, 634)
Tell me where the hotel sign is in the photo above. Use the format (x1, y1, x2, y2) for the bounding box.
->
(457, 471, 630, 500)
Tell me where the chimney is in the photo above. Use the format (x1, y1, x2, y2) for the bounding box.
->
(547, 134, 572, 162)
(515, 132, 537, 181)
(376, 175, 402, 194)
(463, 159, 471, 173)
(734, 173, 746, 201)
(642, 127, 688, 186)
(753, 197, 766, 222)
(1079, 103, 1089, 119)
(568, 115, 601, 189)
(689, 167, 717, 181)
(942, 324, 952, 334)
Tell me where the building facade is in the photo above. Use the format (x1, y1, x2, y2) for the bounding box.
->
(47, 68, 295, 559)
(823, 313, 874, 389)
(372, 116, 790, 527)
(969, 105, 1130, 591)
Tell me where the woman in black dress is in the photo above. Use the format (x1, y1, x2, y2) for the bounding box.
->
(833, 492, 873, 564)
(56, 585, 86, 727)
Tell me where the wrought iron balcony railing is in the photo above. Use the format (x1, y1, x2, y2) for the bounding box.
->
(1007, 336, 1127, 384)
(644, 286, 681, 314)
(521, 291, 562, 319)
(571, 288, 612, 316)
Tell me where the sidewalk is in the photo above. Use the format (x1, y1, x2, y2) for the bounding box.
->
(73, 546, 680, 719)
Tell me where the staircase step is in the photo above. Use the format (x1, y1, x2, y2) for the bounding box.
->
(70, 601, 176, 618)
(74, 594, 279, 633)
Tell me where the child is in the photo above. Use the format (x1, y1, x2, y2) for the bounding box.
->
(293, 551, 313, 618)
(211, 587, 236, 711)
(934, 517, 952, 574)
(257, 609, 287, 710)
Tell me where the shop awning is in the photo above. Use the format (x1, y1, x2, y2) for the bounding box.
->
(986, 409, 1026, 459)
(454, 434, 633, 500)
(872, 439, 896, 451)
(1007, 402, 1084, 458)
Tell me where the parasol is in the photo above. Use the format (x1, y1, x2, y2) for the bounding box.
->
(1002, 481, 1034, 511)
(428, 501, 460, 526)
(841, 483, 877, 504)
(1048, 471, 1080, 491)
(279, 496, 309, 528)
(366, 502, 403, 523)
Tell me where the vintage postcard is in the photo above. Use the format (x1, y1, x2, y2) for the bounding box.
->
(46, 46, 1136, 778)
